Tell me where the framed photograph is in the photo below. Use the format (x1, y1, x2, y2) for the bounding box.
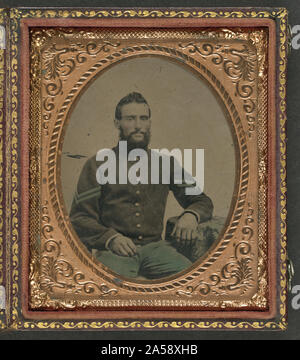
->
(0, 7, 289, 330)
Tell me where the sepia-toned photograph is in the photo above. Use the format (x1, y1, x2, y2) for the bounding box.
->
(0, 6, 289, 332)
(27, 25, 271, 314)
(61, 56, 236, 280)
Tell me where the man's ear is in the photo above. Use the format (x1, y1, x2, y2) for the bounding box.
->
(114, 118, 120, 129)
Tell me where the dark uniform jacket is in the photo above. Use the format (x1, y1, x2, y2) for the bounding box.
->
(70, 145, 213, 252)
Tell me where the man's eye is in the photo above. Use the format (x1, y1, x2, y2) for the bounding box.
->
(140, 117, 149, 121)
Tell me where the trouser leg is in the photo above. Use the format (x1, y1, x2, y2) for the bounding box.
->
(138, 240, 192, 279)
(95, 250, 140, 278)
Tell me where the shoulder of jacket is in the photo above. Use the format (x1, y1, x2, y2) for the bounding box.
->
(80, 154, 99, 177)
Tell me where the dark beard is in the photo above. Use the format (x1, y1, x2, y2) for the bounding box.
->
(119, 128, 151, 150)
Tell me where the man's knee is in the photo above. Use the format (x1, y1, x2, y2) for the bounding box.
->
(140, 242, 192, 278)
(95, 250, 139, 278)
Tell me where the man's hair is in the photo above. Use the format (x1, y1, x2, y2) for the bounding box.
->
(115, 92, 151, 120)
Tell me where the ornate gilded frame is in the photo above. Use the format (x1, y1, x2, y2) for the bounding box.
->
(0, 7, 288, 330)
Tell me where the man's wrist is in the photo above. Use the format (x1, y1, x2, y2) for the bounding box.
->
(105, 233, 119, 250)
(182, 210, 200, 223)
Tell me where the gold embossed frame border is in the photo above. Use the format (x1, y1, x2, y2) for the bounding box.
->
(33, 28, 263, 308)
(0, 8, 288, 331)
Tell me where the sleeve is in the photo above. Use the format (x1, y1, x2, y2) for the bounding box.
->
(69, 156, 119, 251)
(169, 157, 214, 223)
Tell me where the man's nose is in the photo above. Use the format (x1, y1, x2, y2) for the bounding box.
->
(134, 118, 142, 129)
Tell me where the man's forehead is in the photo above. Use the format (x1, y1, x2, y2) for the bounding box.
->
(120, 102, 150, 116)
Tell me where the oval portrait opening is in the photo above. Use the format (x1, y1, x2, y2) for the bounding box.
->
(61, 56, 237, 281)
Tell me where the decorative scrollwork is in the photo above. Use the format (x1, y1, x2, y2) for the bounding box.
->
(179, 42, 256, 100)
(73, 273, 118, 296)
(179, 42, 223, 64)
(42, 40, 120, 84)
(219, 258, 253, 292)
(30, 28, 121, 134)
(30, 203, 118, 307)
(40, 237, 118, 297)
(223, 45, 255, 82)
(43, 45, 78, 80)
(177, 203, 255, 297)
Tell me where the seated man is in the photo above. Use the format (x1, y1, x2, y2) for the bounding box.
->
(70, 92, 213, 279)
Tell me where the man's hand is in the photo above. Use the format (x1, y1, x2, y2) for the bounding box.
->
(171, 212, 199, 247)
(109, 235, 137, 257)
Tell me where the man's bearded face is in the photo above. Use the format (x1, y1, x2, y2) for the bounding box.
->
(116, 102, 151, 148)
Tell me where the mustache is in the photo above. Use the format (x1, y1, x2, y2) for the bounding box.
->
(130, 130, 146, 135)
(119, 128, 151, 146)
